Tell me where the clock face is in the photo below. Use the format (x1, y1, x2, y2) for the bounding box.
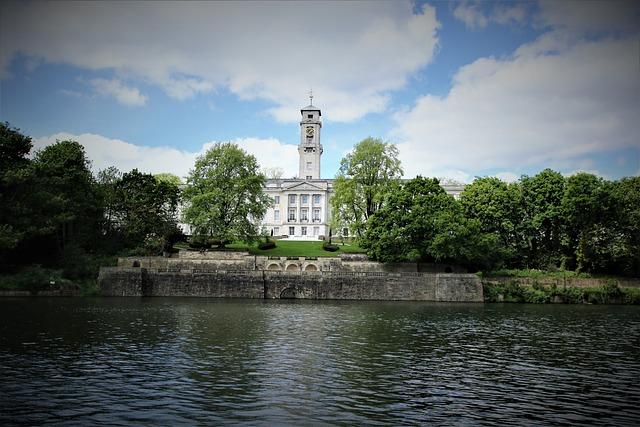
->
(306, 126, 314, 137)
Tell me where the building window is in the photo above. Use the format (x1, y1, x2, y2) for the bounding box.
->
(274, 195, 280, 204)
(288, 208, 296, 221)
(306, 176, 312, 180)
(274, 227, 279, 235)
(288, 194, 296, 205)
(289, 226, 295, 236)
(307, 114, 313, 118)
(306, 161, 312, 170)
(274, 210, 280, 221)
(342, 228, 349, 236)
(313, 227, 319, 236)
(312, 194, 321, 205)
(301, 194, 308, 204)
(313, 208, 320, 222)
(301, 208, 308, 221)
(301, 226, 307, 236)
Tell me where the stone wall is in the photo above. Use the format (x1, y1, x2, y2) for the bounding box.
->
(99, 267, 483, 302)
(485, 276, 640, 289)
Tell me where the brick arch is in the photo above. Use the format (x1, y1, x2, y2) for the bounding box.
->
(267, 263, 281, 271)
(286, 263, 300, 271)
(304, 264, 318, 271)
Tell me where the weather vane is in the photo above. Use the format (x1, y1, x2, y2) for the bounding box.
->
(309, 88, 313, 105)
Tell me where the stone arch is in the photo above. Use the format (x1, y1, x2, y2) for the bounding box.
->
(286, 263, 300, 271)
(304, 264, 318, 271)
(280, 287, 297, 299)
(132, 260, 140, 268)
(444, 266, 453, 273)
(267, 263, 281, 271)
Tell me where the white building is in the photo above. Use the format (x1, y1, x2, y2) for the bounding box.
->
(261, 103, 334, 240)
(180, 99, 465, 239)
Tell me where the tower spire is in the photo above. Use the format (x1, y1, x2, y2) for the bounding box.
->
(309, 88, 313, 106)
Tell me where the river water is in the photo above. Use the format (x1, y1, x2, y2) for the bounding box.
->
(0, 298, 639, 426)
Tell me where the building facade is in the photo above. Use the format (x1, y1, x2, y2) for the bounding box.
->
(259, 102, 466, 240)
(261, 103, 333, 240)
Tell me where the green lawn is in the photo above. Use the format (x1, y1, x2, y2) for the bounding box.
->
(180, 239, 366, 258)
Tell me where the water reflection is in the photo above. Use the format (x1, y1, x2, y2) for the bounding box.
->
(0, 298, 639, 425)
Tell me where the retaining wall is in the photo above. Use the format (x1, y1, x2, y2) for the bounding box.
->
(99, 267, 483, 302)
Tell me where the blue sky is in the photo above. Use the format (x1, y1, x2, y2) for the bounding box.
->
(1, 1, 638, 182)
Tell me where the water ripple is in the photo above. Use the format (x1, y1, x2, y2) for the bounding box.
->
(0, 298, 639, 425)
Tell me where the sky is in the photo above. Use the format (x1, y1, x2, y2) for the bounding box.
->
(1, 0, 638, 183)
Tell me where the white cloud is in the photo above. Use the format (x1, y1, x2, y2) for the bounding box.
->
(453, 2, 527, 29)
(453, 3, 488, 29)
(89, 78, 147, 106)
(1, 1, 439, 122)
(32, 133, 299, 180)
(393, 34, 640, 180)
(494, 172, 519, 183)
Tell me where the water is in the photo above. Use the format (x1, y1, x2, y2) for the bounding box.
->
(1, 298, 639, 426)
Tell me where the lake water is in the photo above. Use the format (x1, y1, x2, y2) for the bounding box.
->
(1, 298, 639, 426)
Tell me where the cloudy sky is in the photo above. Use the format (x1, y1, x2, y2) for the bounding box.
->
(1, 0, 638, 182)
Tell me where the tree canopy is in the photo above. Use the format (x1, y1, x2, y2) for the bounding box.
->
(182, 142, 270, 246)
(331, 137, 402, 237)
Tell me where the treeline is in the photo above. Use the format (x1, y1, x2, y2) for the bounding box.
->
(359, 172, 639, 276)
(0, 123, 182, 281)
(333, 138, 638, 277)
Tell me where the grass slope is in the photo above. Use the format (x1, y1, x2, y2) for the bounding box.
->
(228, 240, 366, 257)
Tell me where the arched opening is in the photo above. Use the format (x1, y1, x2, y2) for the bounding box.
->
(280, 287, 297, 299)
(267, 263, 280, 271)
(132, 260, 140, 268)
(286, 264, 299, 271)
(304, 264, 318, 271)
(444, 266, 453, 273)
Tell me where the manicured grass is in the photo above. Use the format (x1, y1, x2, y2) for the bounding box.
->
(249, 240, 365, 257)
(177, 239, 366, 257)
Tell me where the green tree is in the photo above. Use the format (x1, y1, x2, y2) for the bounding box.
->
(610, 177, 640, 276)
(154, 172, 182, 186)
(111, 169, 181, 254)
(459, 177, 522, 263)
(561, 172, 606, 271)
(361, 177, 500, 269)
(520, 169, 566, 268)
(332, 137, 402, 237)
(182, 142, 270, 246)
(32, 140, 102, 255)
(0, 123, 36, 255)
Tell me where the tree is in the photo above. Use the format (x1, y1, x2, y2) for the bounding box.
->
(0, 123, 35, 255)
(359, 177, 442, 262)
(609, 177, 640, 276)
(154, 172, 182, 186)
(331, 137, 402, 237)
(182, 142, 270, 246)
(110, 169, 181, 253)
(361, 176, 502, 270)
(520, 169, 566, 268)
(460, 177, 522, 264)
(32, 140, 102, 255)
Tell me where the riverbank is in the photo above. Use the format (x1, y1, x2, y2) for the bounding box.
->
(483, 280, 640, 304)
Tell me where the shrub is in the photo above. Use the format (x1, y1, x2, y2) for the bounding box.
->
(323, 242, 339, 252)
(258, 241, 276, 250)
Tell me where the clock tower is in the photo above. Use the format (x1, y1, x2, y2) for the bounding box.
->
(298, 93, 322, 180)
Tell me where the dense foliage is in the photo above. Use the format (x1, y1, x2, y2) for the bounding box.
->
(357, 170, 639, 276)
(331, 137, 402, 237)
(0, 123, 182, 284)
(182, 142, 270, 247)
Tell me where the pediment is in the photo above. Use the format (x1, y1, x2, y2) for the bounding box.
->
(283, 180, 326, 191)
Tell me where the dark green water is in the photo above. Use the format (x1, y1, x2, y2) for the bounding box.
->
(1, 298, 639, 426)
